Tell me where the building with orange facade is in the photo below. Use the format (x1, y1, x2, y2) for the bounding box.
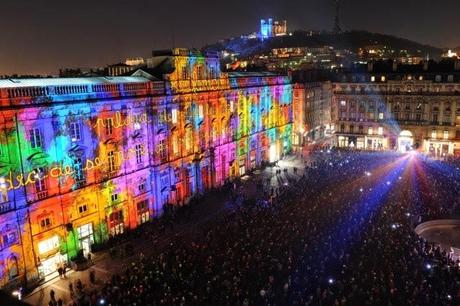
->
(0, 49, 293, 289)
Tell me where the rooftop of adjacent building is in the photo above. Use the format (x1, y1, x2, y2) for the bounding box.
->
(0, 76, 150, 89)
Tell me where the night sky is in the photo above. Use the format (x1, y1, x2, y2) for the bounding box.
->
(1, 0, 459, 75)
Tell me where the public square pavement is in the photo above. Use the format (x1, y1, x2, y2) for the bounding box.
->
(24, 154, 308, 306)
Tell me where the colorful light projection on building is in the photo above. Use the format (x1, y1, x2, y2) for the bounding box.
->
(0, 49, 293, 289)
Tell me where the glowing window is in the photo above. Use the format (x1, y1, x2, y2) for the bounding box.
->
(431, 130, 437, 139)
(371, 76, 375, 82)
(378, 112, 384, 120)
(340, 100, 346, 106)
(378, 127, 383, 135)
(38, 236, 59, 254)
(443, 130, 449, 139)
(368, 127, 373, 135)
(171, 109, 178, 124)
(381, 76, 386, 82)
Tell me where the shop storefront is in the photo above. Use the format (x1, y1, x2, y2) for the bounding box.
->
(424, 140, 454, 158)
(76, 223, 94, 257)
(136, 200, 150, 225)
(108, 210, 124, 237)
(238, 156, 246, 176)
(365, 136, 387, 150)
(37, 235, 66, 277)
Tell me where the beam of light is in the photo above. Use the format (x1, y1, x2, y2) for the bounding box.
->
(290, 153, 412, 290)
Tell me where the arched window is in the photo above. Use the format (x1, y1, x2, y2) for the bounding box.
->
(8, 255, 19, 279)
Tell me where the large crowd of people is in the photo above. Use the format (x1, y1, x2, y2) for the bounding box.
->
(52, 150, 460, 305)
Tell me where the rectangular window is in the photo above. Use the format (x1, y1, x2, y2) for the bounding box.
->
(137, 200, 149, 224)
(138, 180, 146, 193)
(185, 129, 192, 152)
(135, 144, 143, 164)
(111, 193, 119, 203)
(107, 151, 116, 172)
(34, 167, 47, 193)
(158, 139, 167, 160)
(230, 101, 234, 112)
(105, 118, 113, 135)
(378, 127, 383, 135)
(198, 105, 204, 118)
(30, 128, 43, 148)
(433, 114, 438, 123)
(172, 136, 179, 155)
(78, 204, 88, 214)
(443, 130, 449, 139)
(171, 109, 178, 124)
(73, 157, 85, 183)
(0, 177, 8, 204)
(431, 130, 437, 139)
(40, 217, 52, 230)
(2, 230, 17, 248)
(70, 122, 82, 141)
(38, 236, 59, 254)
(378, 112, 384, 120)
(368, 127, 373, 135)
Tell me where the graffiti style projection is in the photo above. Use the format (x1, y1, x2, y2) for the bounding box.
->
(0, 49, 293, 288)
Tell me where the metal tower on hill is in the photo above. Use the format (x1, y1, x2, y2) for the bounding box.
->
(333, 0, 342, 33)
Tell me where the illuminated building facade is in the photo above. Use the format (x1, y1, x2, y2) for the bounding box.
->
(260, 18, 287, 40)
(331, 62, 460, 156)
(0, 49, 293, 289)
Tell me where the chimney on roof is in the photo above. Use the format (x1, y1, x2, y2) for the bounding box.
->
(392, 61, 398, 72)
(367, 62, 374, 72)
(455, 60, 460, 71)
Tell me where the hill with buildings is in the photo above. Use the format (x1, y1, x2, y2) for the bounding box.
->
(205, 30, 443, 59)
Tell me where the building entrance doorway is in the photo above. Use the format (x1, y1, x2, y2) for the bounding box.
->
(398, 130, 413, 153)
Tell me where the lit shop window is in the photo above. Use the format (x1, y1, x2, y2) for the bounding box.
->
(371, 76, 375, 82)
(230, 100, 234, 112)
(368, 127, 373, 135)
(137, 200, 149, 225)
(443, 130, 449, 139)
(381, 76, 386, 82)
(38, 236, 59, 254)
(431, 130, 437, 139)
(378, 127, 383, 135)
